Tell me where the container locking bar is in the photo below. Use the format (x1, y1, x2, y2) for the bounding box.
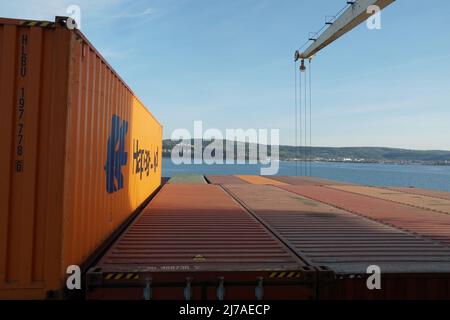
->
(184, 277, 193, 300)
(143, 278, 152, 300)
(216, 277, 225, 300)
(255, 277, 264, 300)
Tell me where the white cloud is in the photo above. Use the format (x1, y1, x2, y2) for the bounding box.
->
(111, 7, 153, 19)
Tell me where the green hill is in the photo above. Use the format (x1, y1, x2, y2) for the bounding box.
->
(162, 139, 450, 165)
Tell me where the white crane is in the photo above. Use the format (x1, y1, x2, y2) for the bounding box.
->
(295, 0, 396, 65)
(292, 0, 396, 176)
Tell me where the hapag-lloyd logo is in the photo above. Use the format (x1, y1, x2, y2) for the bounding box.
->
(105, 115, 129, 193)
(133, 140, 159, 180)
(105, 114, 159, 194)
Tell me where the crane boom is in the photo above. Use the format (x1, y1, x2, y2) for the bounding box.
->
(295, 0, 395, 61)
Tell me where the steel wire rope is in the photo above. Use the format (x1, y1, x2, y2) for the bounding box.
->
(304, 66, 307, 176)
(309, 59, 313, 176)
(299, 64, 303, 176)
(294, 60, 298, 176)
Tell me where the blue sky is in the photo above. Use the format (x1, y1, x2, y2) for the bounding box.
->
(2, 0, 449, 150)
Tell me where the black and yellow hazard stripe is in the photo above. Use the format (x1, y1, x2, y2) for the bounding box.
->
(20, 20, 55, 28)
(268, 271, 303, 279)
(104, 273, 140, 281)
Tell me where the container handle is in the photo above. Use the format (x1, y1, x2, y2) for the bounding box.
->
(143, 278, 152, 300)
(255, 277, 264, 300)
(184, 277, 192, 300)
(216, 277, 225, 300)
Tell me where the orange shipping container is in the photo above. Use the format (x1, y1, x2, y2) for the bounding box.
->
(0, 17, 162, 299)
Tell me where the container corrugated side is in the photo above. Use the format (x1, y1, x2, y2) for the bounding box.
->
(0, 17, 162, 299)
(223, 184, 450, 300)
(87, 184, 317, 300)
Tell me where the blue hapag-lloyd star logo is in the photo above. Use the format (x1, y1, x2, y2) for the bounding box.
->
(105, 114, 128, 193)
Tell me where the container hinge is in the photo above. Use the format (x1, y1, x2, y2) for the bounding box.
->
(255, 277, 264, 300)
(55, 16, 78, 29)
(184, 277, 193, 300)
(216, 277, 225, 300)
(143, 278, 152, 301)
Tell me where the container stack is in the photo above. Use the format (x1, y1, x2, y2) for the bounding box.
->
(86, 174, 450, 300)
(1, 16, 450, 301)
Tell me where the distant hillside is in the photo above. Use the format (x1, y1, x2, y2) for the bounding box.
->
(279, 146, 450, 162)
(162, 139, 450, 165)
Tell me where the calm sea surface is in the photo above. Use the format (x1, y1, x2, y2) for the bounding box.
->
(162, 158, 450, 192)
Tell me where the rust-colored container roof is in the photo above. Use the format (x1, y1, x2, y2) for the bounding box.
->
(267, 176, 353, 186)
(94, 184, 308, 273)
(235, 175, 287, 185)
(386, 187, 450, 201)
(167, 174, 206, 184)
(279, 184, 450, 246)
(223, 184, 450, 274)
(330, 185, 450, 216)
(205, 175, 249, 185)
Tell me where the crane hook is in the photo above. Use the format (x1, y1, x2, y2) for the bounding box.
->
(300, 59, 306, 73)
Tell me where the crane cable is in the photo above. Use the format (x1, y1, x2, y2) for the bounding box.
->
(304, 62, 308, 176)
(296, 60, 304, 176)
(299, 61, 303, 176)
(294, 60, 298, 176)
(308, 59, 313, 176)
(295, 59, 313, 177)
